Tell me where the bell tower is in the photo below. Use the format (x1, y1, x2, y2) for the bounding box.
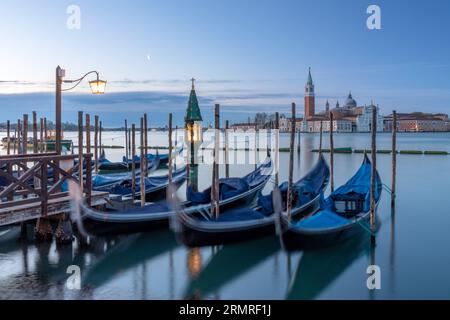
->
(304, 67, 315, 119)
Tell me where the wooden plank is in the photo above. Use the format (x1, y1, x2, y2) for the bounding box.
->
(0, 191, 109, 226)
(41, 160, 48, 216)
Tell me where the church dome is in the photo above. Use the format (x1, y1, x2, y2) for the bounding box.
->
(344, 92, 357, 108)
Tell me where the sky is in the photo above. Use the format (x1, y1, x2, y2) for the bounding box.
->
(1, 0, 450, 127)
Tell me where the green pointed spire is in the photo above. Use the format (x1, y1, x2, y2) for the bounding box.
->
(185, 78, 203, 123)
(307, 67, 313, 85)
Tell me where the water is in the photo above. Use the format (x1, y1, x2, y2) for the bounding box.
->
(1, 131, 450, 299)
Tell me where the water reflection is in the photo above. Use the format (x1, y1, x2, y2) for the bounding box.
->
(287, 229, 375, 300)
(389, 205, 396, 296)
(184, 236, 281, 299)
(2, 132, 450, 299)
(83, 231, 178, 289)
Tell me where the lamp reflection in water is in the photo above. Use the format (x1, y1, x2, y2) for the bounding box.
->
(187, 248, 202, 278)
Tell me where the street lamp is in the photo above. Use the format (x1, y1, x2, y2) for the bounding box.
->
(55, 66, 106, 154)
(184, 78, 203, 192)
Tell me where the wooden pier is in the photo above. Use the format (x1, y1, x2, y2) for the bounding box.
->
(0, 152, 109, 228)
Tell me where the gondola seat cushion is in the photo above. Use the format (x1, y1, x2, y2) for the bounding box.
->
(216, 208, 266, 222)
(294, 210, 350, 230)
(187, 178, 250, 205)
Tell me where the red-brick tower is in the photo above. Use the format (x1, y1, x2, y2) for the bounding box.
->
(304, 67, 315, 119)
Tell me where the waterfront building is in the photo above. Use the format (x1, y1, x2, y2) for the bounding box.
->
(304, 67, 315, 119)
(384, 112, 449, 132)
(230, 122, 257, 132)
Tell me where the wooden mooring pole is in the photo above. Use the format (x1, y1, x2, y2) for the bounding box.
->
(32, 111, 38, 154)
(94, 115, 99, 173)
(39, 118, 44, 153)
(391, 110, 397, 208)
(99, 120, 103, 157)
(43, 117, 47, 152)
(125, 120, 129, 163)
(22, 114, 28, 155)
(225, 120, 230, 178)
(287, 103, 296, 221)
(128, 128, 131, 160)
(167, 113, 173, 200)
(330, 112, 334, 192)
(144, 113, 148, 176)
(275, 112, 280, 187)
(86, 114, 91, 155)
(13, 126, 17, 155)
(17, 119, 21, 155)
(370, 106, 377, 238)
(140, 117, 145, 207)
(6, 120, 10, 155)
(78, 111, 84, 191)
(212, 104, 220, 219)
(254, 122, 258, 170)
(131, 124, 136, 199)
(319, 120, 323, 154)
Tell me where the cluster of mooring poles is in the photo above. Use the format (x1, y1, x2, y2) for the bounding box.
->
(280, 104, 397, 244)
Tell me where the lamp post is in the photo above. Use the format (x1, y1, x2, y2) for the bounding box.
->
(185, 78, 203, 192)
(55, 66, 106, 154)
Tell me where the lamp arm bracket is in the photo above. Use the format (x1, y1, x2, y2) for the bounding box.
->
(61, 71, 100, 92)
(63, 71, 99, 84)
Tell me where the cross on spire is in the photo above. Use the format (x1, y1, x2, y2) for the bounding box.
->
(191, 78, 196, 90)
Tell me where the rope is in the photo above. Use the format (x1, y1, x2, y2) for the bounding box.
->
(382, 184, 393, 195)
(356, 218, 375, 236)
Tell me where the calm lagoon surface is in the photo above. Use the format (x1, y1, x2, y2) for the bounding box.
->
(1, 131, 450, 299)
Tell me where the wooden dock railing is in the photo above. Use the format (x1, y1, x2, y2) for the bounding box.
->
(0, 153, 93, 215)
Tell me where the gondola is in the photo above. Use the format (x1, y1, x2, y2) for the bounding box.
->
(72, 156, 273, 236)
(93, 164, 186, 202)
(98, 152, 161, 174)
(92, 155, 160, 189)
(281, 154, 382, 250)
(177, 154, 330, 247)
(122, 147, 183, 169)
